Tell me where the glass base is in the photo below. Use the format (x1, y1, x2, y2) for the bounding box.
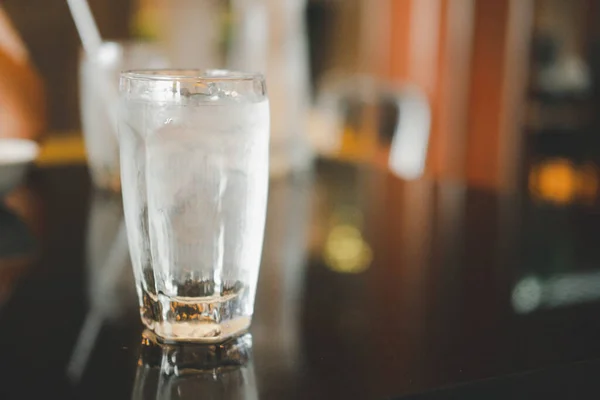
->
(140, 286, 251, 343)
(142, 317, 251, 344)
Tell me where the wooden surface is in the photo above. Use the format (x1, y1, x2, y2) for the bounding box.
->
(2, 160, 600, 399)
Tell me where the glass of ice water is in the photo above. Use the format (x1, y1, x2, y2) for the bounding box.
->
(118, 70, 270, 343)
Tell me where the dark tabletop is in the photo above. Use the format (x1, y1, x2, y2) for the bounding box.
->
(2, 159, 600, 399)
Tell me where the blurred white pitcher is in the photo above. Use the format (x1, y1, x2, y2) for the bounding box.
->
(312, 74, 431, 180)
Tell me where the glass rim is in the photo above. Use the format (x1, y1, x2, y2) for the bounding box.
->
(120, 69, 264, 83)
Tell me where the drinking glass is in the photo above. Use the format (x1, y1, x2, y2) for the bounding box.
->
(80, 41, 168, 191)
(118, 70, 270, 343)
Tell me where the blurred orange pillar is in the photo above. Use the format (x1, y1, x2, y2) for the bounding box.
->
(465, 0, 533, 191)
(379, 0, 533, 190)
(383, 0, 474, 181)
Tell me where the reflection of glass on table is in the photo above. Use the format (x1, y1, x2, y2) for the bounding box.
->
(67, 189, 137, 382)
(132, 331, 257, 400)
(253, 172, 312, 372)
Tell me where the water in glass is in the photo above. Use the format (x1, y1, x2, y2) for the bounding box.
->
(119, 71, 269, 342)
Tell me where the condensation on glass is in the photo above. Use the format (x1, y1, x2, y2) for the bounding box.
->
(119, 69, 269, 342)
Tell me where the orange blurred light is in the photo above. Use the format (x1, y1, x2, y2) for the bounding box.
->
(529, 158, 599, 205)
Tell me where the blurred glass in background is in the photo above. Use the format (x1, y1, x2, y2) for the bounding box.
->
(80, 41, 168, 191)
(229, 0, 313, 178)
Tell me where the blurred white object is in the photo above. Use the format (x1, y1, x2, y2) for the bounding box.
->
(312, 75, 431, 180)
(230, 0, 313, 178)
(0, 139, 39, 196)
(537, 54, 592, 95)
(80, 41, 168, 191)
(388, 85, 431, 180)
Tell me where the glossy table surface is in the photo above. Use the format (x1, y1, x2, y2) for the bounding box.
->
(2, 159, 600, 399)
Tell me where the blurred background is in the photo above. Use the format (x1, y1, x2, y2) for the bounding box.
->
(5, 0, 600, 197)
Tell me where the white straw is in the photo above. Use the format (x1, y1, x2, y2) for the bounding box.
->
(66, 0, 102, 55)
(66, 0, 120, 137)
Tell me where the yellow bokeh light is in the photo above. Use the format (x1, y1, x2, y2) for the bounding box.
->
(529, 158, 577, 204)
(324, 224, 372, 274)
